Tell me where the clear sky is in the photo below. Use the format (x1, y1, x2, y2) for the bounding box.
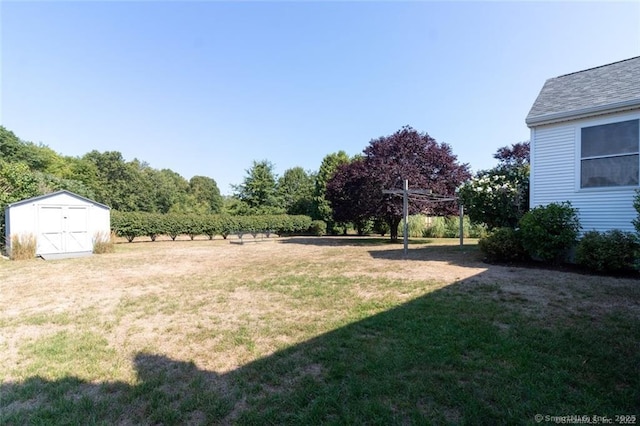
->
(1, 1, 639, 194)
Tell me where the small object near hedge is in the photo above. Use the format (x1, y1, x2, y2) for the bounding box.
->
(519, 202, 580, 263)
(575, 230, 639, 272)
(478, 227, 528, 263)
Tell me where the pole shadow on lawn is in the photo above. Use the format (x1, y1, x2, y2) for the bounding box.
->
(280, 236, 428, 247)
(2, 261, 639, 424)
(282, 235, 482, 265)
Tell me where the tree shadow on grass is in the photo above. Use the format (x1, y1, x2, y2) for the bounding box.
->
(2, 276, 639, 425)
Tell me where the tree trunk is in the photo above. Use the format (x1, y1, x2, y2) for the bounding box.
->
(388, 217, 401, 241)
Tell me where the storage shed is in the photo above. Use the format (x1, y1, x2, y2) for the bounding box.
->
(526, 56, 640, 233)
(4, 190, 111, 259)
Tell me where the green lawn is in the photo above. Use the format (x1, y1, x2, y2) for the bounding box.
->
(1, 237, 638, 424)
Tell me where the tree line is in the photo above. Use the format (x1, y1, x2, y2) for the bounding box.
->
(0, 125, 348, 236)
(1, 124, 528, 245)
(0, 126, 224, 214)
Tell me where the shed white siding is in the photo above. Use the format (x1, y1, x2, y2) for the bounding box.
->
(5, 191, 110, 258)
(531, 111, 640, 233)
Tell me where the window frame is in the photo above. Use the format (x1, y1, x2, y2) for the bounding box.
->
(576, 112, 640, 192)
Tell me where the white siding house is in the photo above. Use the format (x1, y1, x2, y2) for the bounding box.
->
(526, 57, 640, 233)
(4, 190, 111, 259)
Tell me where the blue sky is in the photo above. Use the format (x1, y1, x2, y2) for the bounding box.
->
(1, 1, 639, 194)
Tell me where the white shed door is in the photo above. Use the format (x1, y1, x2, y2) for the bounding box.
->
(38, 206, 90, 254)
(38, 206, 64, 254)
(65, 206, 89, 252)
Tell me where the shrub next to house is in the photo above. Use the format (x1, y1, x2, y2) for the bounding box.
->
(519, 202, 581, 263)
(576, 230, 639, 273)
(478, 227, 528, 263)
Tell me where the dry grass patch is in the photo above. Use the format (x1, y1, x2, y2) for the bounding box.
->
(8, 233, 37, 261)
(92, 231, 116, 254)
(1, 236, 638, 424)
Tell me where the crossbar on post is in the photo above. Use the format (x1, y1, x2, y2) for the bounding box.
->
(382, 179, 459, 255)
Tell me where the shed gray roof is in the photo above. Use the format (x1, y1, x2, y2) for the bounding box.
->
(526, 56, 640, 127)
(6, 190, 110, 210)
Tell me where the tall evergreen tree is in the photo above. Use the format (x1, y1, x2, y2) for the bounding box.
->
(233, 160, 283, 213)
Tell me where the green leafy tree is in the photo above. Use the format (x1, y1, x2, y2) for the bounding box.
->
(82, 151, 135, 210)
(0, 127, 71, 175)
(169, 193, 209, 215)
(277, 167, 315, 216)
(34, 172, 95, 200)
(82, 151, 157, 211)
(0, 160, 40, 214)
(314, 151, 351, 233)
(0, 160, 40, 209)
(144, 168, 190, 214)
(65, 157, 101, 192)
(189, 176, 223, 213)
(0, 127, 23, 162)
(222, 196, 252, 216)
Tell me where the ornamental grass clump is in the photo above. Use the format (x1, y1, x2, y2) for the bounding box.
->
(9, 233, 37, 260)
(93, 231, 116, 254)
(423, 217, 447, 238)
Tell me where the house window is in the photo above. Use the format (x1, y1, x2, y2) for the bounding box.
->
(581, 119, 639, 188)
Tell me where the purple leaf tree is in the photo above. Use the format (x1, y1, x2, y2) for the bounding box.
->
(327, 126, 471, 241)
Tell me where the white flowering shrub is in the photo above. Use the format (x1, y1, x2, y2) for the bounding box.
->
(457, 169, 529, 230)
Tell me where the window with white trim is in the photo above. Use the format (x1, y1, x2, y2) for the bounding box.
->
(580, 119, 639, 188)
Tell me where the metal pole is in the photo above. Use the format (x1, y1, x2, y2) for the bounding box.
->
(459, 203, 464, 248)
(403, 179, 408, 255)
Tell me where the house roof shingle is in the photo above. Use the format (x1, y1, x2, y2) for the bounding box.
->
(526, 56, 640, 127)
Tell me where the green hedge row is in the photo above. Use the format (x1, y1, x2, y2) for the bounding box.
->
(111, 211, 316, 242)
